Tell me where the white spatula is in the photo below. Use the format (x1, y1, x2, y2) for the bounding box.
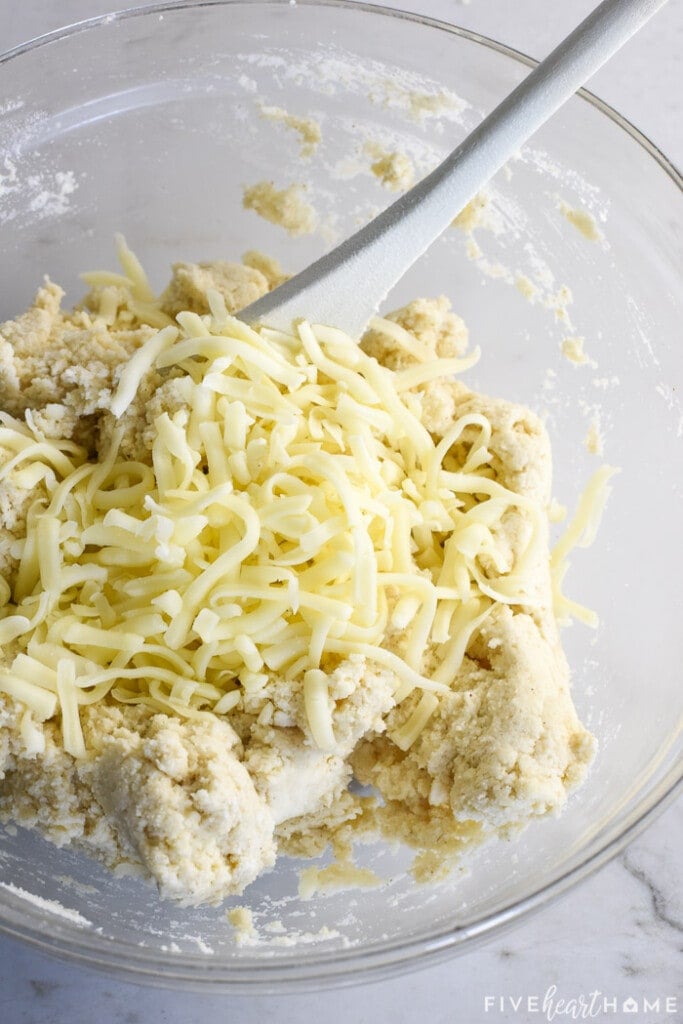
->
(240, 0, 667, 337)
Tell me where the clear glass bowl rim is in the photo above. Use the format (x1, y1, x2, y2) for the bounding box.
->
(0, 0, 680, 991)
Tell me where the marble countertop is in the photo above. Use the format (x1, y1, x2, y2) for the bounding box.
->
(0, 1, 681, 1021)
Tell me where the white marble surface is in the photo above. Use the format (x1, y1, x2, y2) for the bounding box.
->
(0, 1, 681, 1021)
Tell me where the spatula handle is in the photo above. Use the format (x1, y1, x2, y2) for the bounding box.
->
(242, 0, 668, 336)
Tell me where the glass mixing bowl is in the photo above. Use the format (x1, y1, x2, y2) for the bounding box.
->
(0, 0, 680, 991)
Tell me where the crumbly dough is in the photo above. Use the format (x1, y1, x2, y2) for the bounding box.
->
(515, 273, 539, 303)
(561, 335, 592, 366)
(258, 105, 322, 159)
(241, 250, 290, 290)
(228, 904, 258, 945)
(159, 260, 270, 319)
(366, 145, 415, 193)
(559, 201, 603, 242)
(353, 606, 593, 830)
(452, 192, 492, 233)
(584, 416, 604, 456)
(0, 255, 595, 904)
(242, 181, 317, 236)
(298, 860, 381, 899)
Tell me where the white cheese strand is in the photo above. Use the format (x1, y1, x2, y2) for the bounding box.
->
(110, 325, 179, 419)
(551, 465, 619, 627)
(0, 254, 563, 752)
(56, 659, 86, 759)
(303, 669, 336, 751)
(392, 692, 440, 751)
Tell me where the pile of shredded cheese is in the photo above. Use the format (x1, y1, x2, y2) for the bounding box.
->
(0, 244, 602, 762)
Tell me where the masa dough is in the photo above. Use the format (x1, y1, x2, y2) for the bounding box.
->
(0, 253, 595, 905)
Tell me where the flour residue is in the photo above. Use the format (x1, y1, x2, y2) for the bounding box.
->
(0, 157, 20, 203)
(227, 902, 348, 947)
(0, 162, 78, 226)
(27, 170, 77, 217)
(0, 99, 79, 226)
(0, 881, 92, 927)
(236, 47, 468, 133)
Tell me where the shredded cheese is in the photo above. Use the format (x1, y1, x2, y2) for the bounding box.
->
(551, 465, 619, 627)
(0, 246, 564, 754)
(303, 669, 336, 751)
(392, 692, 440, 751)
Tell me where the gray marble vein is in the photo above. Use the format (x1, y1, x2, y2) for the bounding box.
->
(622, 851, 683, 936)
